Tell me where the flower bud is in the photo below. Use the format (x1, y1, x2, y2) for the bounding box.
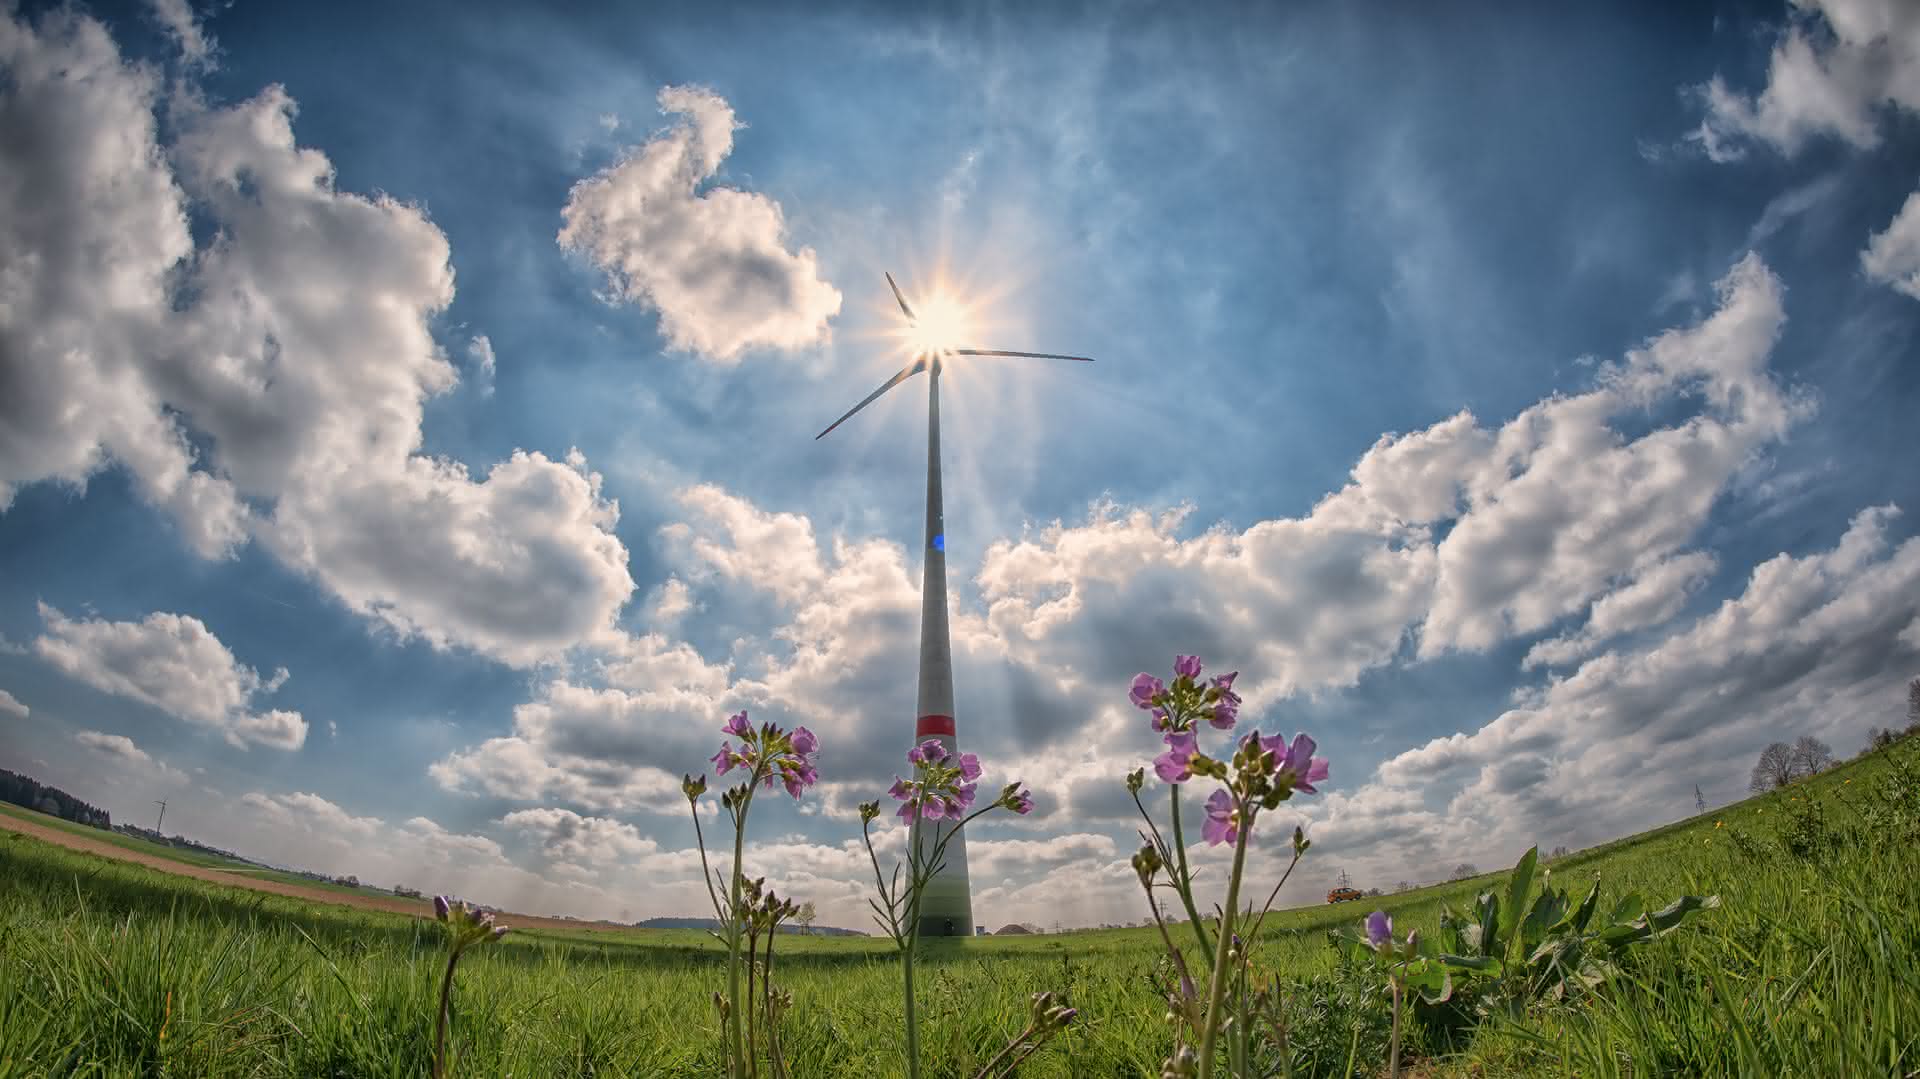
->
(712, 992, 729, 1019)
(682, 773, 708, 801)
(1126, 768, 1145, 795)
(1132, 844, 1163, 886)
(1292, 825, 1310, 857)
(858, 800, 880, 823)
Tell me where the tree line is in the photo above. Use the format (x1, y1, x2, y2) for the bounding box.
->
(1748, 678, 1920, 795)
(0, 767, 111, 829)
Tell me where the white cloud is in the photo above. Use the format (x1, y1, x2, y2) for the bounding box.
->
(0, 9, 637, 665)
(74, 729, 188, 783)
(501, 807, 659, 864)
(34, 605, 308, 750)
(0, 8, 247, 557)
(466, 335, 497, 395)
(1693, 0, 1920, 159)
(1523, 551, 1718, 669)
(146, 0, 210, 66)
(1689, 0, 1920, 302)
(1349, 504, 1920, 881)
(558, 85, 842, 362)
(0, 689, 26, 719)
(1862, 187, 1920, 299)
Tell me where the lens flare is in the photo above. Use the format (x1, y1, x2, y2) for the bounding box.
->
(902, 293, 976, 355)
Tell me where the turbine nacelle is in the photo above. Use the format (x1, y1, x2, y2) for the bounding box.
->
(815, 272, 1093, 440)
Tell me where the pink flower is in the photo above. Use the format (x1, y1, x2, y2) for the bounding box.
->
(724, 711, 753, 738)
(1365, 910, 1392, 949)
(958, 753, 982, 782)
(791, 726, 817, 755)
(888, 777, 911, 801)
(907, 739, 949, 766)
(712, 743, 738, 774)
(1129, 673, 1165, 710)
(1154, 730, 1198, 783)
(1259, 732, 1329, 794)
(1174, 654, 1203, 679)
(1201, 789, 1239, 846)
(1004, 786, 1034, 814)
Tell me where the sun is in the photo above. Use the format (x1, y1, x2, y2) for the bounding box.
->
(902, 293, 977, 355)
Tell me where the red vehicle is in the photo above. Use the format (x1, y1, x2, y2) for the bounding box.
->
(1326, 886, 1364, 904)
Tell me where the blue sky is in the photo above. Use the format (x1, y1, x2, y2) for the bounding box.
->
(2, 0, 1917, 927)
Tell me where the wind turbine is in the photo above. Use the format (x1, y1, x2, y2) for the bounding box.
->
(816, 272, 1091, 937)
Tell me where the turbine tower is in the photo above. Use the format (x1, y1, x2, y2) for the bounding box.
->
(817, 272, 1091, 936)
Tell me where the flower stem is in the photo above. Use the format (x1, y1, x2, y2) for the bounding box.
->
(1195, 804, 1251, 1079)
(432, 950, 460, 1079)
(972, 1024, 1037, 1079)
(1389, 975, 1403, 1079)
(1169, 784, 1217, 967)
(902, 813, 924, 1079)
(726, 787, 755, 1078)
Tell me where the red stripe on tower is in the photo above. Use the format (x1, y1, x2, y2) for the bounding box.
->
(915, 714, 955, 737)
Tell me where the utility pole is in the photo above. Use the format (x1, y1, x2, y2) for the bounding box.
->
(153, 800, 167, 833)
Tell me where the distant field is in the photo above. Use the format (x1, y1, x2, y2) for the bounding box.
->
(0, 801, 398, 898)
(1, 741, 1915, 1076)
(0, 801, 258, 869)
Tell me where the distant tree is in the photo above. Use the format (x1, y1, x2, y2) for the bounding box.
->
(1451, 863, 1478, 881)
(1365, 887, 1384, 897)
(1790, 735, 1834, 776)
(1910, 677, 1920, 725)
(795, 901, 817, 934)
(1695, 784, 1706, 814)
(1750, 741, 1798, 792)
(1548, 845, 1572, 860)
(1866, 727, 1900, 754)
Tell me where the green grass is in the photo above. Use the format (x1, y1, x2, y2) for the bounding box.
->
(1, 741, 1915, 1076)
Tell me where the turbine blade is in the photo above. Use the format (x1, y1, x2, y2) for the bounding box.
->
(952, 348, 1095, 362)
(885, 272, 916, 321)
(815, 361, 923, 440)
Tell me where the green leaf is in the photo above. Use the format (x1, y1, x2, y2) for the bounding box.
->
(1502, 847, 1539, 960)
(1564, 878, 1601, 934)
(1475, 891, 1502, 959)
(1438, 953, 1501, 975)
(1642, 894, 1720, 936)
(1519, 888, 1568, 959)
(1607, 892, 1644, 926)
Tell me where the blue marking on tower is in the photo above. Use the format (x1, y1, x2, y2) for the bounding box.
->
(932, 533, 945, 552)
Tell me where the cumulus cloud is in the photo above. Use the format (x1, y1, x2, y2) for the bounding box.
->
(1348, 505, 1920, 881)
(1692, 0, 1920, 160)
(0, 9, 636, 665)
(558, 85, 842, 362)
(1522, 551, 1719, 669)
(1862, 187, 1920, 298)
(1690, 0, 1920, 302)
(75, 729, 189, 783)
(0, 689, 26, 719)
(146, 0, 210, 66)
(501, 807, 659, 864)
(34, 605, 308, 749)
(975, 255, 1799, 686)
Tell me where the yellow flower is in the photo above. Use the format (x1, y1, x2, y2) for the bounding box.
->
(1715, 820, 1724, 828)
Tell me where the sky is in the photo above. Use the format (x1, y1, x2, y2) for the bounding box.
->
(2, 0, 1918, 931)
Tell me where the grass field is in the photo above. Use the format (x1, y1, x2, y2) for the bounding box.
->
(1, 741, 1916, 1077)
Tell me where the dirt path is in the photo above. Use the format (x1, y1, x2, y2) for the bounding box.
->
(0, 811, 633, 935)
